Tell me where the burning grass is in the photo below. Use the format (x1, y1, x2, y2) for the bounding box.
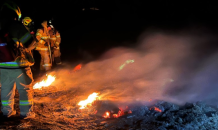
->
(33, 74, 56, 90)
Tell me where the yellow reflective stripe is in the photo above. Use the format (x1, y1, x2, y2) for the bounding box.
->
(56, 35, 60, 37)
(55, 42, 60, 45)
(36, 33, 42, 37)
(43, 64, 52, 66)
(50, 38, 56, 40)
(41, 36, 49, 40)
(39, 40, 44, 44)
(35, 47, 48, 50)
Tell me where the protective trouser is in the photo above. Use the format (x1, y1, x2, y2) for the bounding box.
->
(0, 67, 34, 117)
(53, 47, 61, 65)
(38, 50, 52, 71)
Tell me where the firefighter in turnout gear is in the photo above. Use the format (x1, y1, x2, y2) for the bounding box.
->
(35, 20, 52, 71)
(0, 2, 35, 119)
(48, 21, 62, 65)
(22, 17, 37, 51)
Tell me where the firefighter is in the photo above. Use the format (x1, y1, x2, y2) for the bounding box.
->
(48, 21, 62, 65)
(0, 2, 35, 119)
(22, 17, 37, 52)
(22, 17, 35, 35)
(35, 20, 52, 72)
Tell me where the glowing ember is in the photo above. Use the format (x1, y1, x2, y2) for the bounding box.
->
(103, 111, 110, 118)
(73, 64, 82, 72)
(150, 107, 162, 112)
(78, 92, 99, 109)
(33, 75, 56, 89)
(103, 108, 132, 118)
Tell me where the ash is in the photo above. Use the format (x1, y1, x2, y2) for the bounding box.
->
(106, 101, 218, 130)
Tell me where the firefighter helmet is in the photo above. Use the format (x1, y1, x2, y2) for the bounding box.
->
(23, 17, 32, 26)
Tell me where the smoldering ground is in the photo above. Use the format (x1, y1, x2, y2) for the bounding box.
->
(34, 27, 218, 107)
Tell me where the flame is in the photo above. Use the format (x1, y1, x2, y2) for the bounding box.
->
(33, 75, 56, 89)
(113, 114, 118, 118)
(150, 107, 162, 112)
(103, 111, 110, 118)
(78, 92, 99, 109)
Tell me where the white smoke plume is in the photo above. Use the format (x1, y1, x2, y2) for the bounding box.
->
(41, 28, 218, 106)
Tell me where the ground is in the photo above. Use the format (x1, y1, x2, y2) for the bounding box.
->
(0, 86, 107, 130)
(1, 58, 218, 130)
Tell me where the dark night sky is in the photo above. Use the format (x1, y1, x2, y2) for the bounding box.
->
(4, 0, 218, 25)
(1, 0, 218, 64)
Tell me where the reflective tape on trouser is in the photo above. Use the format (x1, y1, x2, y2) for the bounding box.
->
(19, 100, 33, 106)
(43, 64, 52, 66)
(1, 100, 14, 106)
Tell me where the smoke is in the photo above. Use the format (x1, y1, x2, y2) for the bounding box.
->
(45, 28, 218, 106)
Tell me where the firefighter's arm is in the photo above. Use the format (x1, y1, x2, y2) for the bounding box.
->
(36, 29, 46, 44)
(55, 31, 61, 46)
(26, 40, 37, 51)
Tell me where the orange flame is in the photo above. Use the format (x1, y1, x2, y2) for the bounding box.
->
(103, 111, 110, 118)
(113, 114, 118, 118)
(78, 92, 99, 109)
(33, 75, 56, 89)
(104, 108, 132, 118)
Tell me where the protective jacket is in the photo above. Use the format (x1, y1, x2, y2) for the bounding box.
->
(49, 29, 61, 64)
(49, 29, 61, 48)
(0, 20, 35, 68)
(35, 28, 50, 51)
